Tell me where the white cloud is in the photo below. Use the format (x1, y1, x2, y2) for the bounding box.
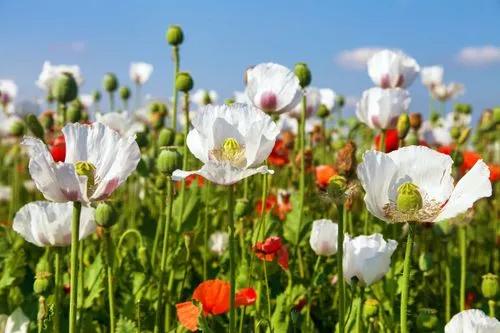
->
(335, 47, 384, 70)
(457, 45, 500, 66)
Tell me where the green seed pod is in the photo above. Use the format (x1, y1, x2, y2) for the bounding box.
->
(66, 100, 82, 123)
(93, 90, 102, 102)
(317, 104, 330, 119)
(95, 202, 117, 228)
(450, 126, 461, 141)
(234, 198, 250, 219)
(174, 132, 185, 146)
(166, 25, 184, 46)
(397, 113, 410, 139)
(53, 73, 78, 104)
(225, 98, 235, 105)
(158, 128, 176, 147)
(102, 73, 119, 93)
(135, 131, 150, 149)
(119, 86, 131, 101)
(481, 273, 498, 299)
(335, 95, 345, 108)
(39, 112, 54, 130)
(25, 114, 44, 139)
(406, 131, 419, 146)
(363, 299, 379, 319)
(396, 182, 423, 212)
(34, 274, 51, 295)
(294, 62, 311, 88)
(327, 175, 347, 199)
(10, 119, 25, 137)
(149, 102, 168, 117)
(156, 148, 182, 175)
(175, 72, 194, 93)
(418, 252, 432, 272)
(416, 308, 439, 331)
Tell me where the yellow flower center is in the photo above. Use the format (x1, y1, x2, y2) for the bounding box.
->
(210, 137, 246, 168)
(75, 161, 97, 194)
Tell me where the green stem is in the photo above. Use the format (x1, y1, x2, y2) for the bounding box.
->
(69, 201, 82, 333)
(337, 205, 346, 333)
(109, 92, 115, 112)
(176, 92, 190, 233)
(154, 177, 173, 333)
(152, 188, 166, 265)
(203, 183, 210, 280)
(171, 46, 180, 131)
(77, 239, 84, 329)
(53, 248, 62, 333)
(379, 129, 386, 153)
(445, 241, 451, 322)
(306, 256, 322, 330)
(262, 261, 272, 325)
(459, 227, 467, 311)
(103, 228, 116, 333)
(400, 223, 415, 333)
(228, 185, 236, 333)
(296, 94, 307, 278)
(488, 299, 496, 318)
(356, 287, 365, 333)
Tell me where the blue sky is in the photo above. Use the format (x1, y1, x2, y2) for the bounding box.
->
(1, 0, 499, 118)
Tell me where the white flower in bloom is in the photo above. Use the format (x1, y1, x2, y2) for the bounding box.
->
(36, 61, 84, 91)
(420, 121, 453, 146)
(445, 309, 500, 333)
(13, 201, 96, 247)
(234, 91, 250, 104)
(2, 308, 29, 333)
(208, 231, 229, 255)
(357, 146, 492, 224)
(172, 103, 279, 185)
(129, 62, 153, 85)
(431, 82, 464, 102)
(0, 80, 18, 105)
(309, 219, 338, 256)
(289, 87, 321, 119)
(367, 49, 420, 88)
(343, 233, 398, 286)
(96, 112, 145, 136)
(22, 122, 140, 203)
(421, 66, 444, 88)
(245, 63, 302, 114)
(319, 88, 337, 111)
(192, 89, 218, 107)
(356, 87, 411, 130)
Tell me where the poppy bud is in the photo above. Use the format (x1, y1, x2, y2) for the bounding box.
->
(418, 252, 432, 272)
(138, 246, 148, 270)
(294, 62, 311, 88)
(150, 102, 168, 117)
(34, 272, 51, 294)
(66, 100, 82, 123)
(26, 114, 44, 139)
(234, 198, 250, 219)
(95, 202, 117, 228)
(174, 132, 185, 146)
(166, 25, 184, 46)
(135, 131, 149, 149)
(225, 98, 235, 105)
(53, 73, 78, 104)
(93, 90, 101, 102)
(175, 72, 194, 93)
(39, 112, 54, 130)
(158, 128, 175, 147)
(363, 299, 379, 319)
(156, 148, 182, 175)
(405, 131, 419, 146)
(396, 182, 423, 213)
(317, 104, 330, 119)
(327, 175, 347, 199)
(430, 111, 440, 125)
(119, 86, 131, 101)
(458, 127, 471, 145)
(450, 126, 461, 141)
(409, 112, 422, 131)
(481, 273, 498, 299)
(416, 308, 439, 331)
(397, 113, 410, 139)
(335, 95, 345, 108)
(103, 73, 119, 93)
(10, 119, 25, 137)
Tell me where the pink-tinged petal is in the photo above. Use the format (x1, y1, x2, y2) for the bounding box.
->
(92, 178, 119, 201)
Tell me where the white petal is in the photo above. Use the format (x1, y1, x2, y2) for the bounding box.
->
(5, 307, 29, 333)
(173, 163, 273, 186)
(445, 309, 500, 333)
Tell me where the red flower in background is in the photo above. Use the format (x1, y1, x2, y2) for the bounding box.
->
(315, 165, 337, 189)
(253, 236, 289, 270)
(49, 134, 66, 162)
(374, 129, 399, 152)
(185, 174, 204, 188)
(268, 139, 290, 167)
(438, 147, 499, 182)
(255, 192, 292, 221)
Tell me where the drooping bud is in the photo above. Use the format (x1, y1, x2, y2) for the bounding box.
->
(396, 182, 423, 213)
(175, 72, 194, 93)
(450, 127, 461, 141)
(138, 246, 148, 270)
(95, 202, 117, 228)
(397, 113, 410, 139)
(156, 148, 182, 175)
(409, 112, 422, 131)
(317, 104, 330, 119)
(363, 299, 379, 319)
(119, 86, 131, 101)
(416, 308, 439, 331)
(102, 73, 119, 93)
(335, 95, 345, 108)
(481, 273, 498, 299)
(158, 128, 176, 147)
(166, 25, 184, 46)
(294, 63, 311, 88)
(66, 100, 82, 123)
(53, 73, 78, 104)
(327, 175, 347, 199)
(25, 114, 44, 139)
(458, 127, 471, 145)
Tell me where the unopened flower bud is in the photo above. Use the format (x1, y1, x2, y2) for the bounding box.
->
(138, 246, 148, 270)
(328, 175, 347, 199)
(149, 102, 168, 117)
(294, 63, 311, 88)
(335, 95, 345, 108)
(93, 90, 101, 102)
(225, 98, 235, 105)
(39, 112, 54, 130)
(156, 148, 182, 175)
(363, 299, 379, 319)
(234, 198, 250, 219)
(175, 72, 194, 93)
(317, 104, 330, 119)
(119, 86, 131, 101)
(174, 132, 185, 146)
(409, 112, 422, 131)
(396, 182, 423, 213)
(458, 127, 471, 145)
(397, 113, 410, 139)
(450, 126, 461, 141)
(34, 272, 51, 294)
(10, 119, 25, 137)
(66, 100, 82, 123)
(95, 202, 117, 228)
(158, 128, 175, 147)
(53, 73, 78, 104)
(26, 114, 44, 139)
(166, 25, 184, 46)
(430, 111, 440, 124)
(481, 273, 498, 299)
(418, 252, 432, 272)
(416, 308, 438, 331)
(102, 73, 119, 93)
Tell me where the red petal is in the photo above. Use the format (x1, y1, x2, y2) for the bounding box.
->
(193, 279, 230, 315)
(176, 302, 200, 332)
(277, 246, 289, 270)
(236, 288, 257, 307)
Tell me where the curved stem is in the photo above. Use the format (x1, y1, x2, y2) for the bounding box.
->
(116, 228, 144, 261)
(296, 94, 307, 278)
(171, 46, 180, 131)
(69, 201, 82, 333)
(53, 248, 62, 333)
(400, 223, 415, 333)
(337, 205, 346, 333)
(228, 185, 236, 333)
(459, 226, 467, 311)
(103, 228, 116, 333)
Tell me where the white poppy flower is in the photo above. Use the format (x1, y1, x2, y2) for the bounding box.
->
(319, 88, 337, 111)
(309, 219, 338, 256)
(234, 91, 250, 104)
(192, 89, 218, 107)
(2, 307, 29, 333)
(445, 309, 500, 333)
(36, 61, 84, 91)
(431, 82, 464, 102)
(276, 113, 321, 135)
(96, 112, 145, 136)
(367, 49, 420, 88)
(421, 66, 444, 88)
(419, 121, 453, 146)
(0, 80, 18, 105)
(343, 233, 398, 286)
(356, 87, 411, 130)
(129, 62, 153, 85)
(13, 201, 96, 247)
(245, 63, 302, 114)
(22, 122, 141, 203)
(289, 87, 321, 119)
(208, 231, 229, 256)
(172, 103, 279, 185)
(357, 146, 492, 224)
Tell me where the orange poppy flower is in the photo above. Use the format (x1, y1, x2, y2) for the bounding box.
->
(315, 165, 337, 189)
(253, 236, 289, 270)
(268, 139, 290, 167)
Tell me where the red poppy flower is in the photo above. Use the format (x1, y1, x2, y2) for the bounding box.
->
(440, 148, 499, 182)
(489, 164, 500, 182)
(185, 174, 204, 188)
(268, 139, 290, 167)
(465, 291, 476, 309)
(437, 145, 455, 155)
(253, 236, 289, 270)
(256, 192, 292, 220)
(374, 129, 399, 152)
(256, 194, 277, 215)
(50, 134, 66, 162)
(176, 302, 200, 332)
(315, 165, 337, 189)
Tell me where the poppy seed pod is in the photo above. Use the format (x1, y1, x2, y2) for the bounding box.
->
(481, 273, 498, 299)
(409, 112, 422, 131)
(317, 104, 330, 119)
(396, 182, 423, 213)
(158, 127, 176, 147)
(397, 113, 410, 139)
(53, 73, 78, 104)
(33, 272, 51, 295)
(149, 102, 168, 117)
(166, 25, 184, 46)
(174, 132, 185, 146)
(119, 86, 131, 101)
(416, 308, 439, 331)
(156, 148, 182, 175)
(93, 90, 102, 102)
(95, 202, 117, 228)
(175, 72, 194, 92)
(294, 63, 311, 88)
(25, 114, 44, 139)
(10, 120, 25, 137)
(327, 175, 347, 199)
(66, 100, 82, 123)
(102, 73, 119, 93)
(335, 95, 345, 108)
